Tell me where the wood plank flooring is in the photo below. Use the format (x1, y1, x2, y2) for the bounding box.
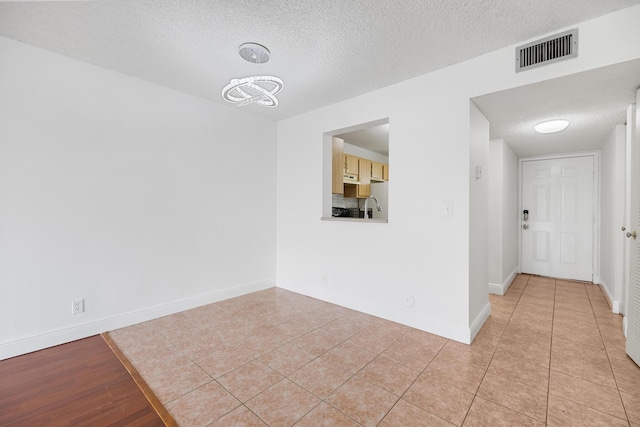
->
(0, 335, 168, 426)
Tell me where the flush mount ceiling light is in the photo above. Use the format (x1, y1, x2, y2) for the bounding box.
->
(534, 119, 570, 134)
(221, 42, 283, 108)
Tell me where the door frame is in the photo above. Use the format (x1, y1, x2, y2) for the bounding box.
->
(623, 99, 638, 339)
(518, 151, 600, 283)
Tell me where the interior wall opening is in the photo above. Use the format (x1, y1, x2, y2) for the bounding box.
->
(322, 118, 390, 221)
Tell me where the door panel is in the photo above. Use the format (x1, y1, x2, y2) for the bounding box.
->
(561, 185, 578, 222)
(534, 232, 550, 261)
(521, 156, 594, 281)
(535, 186, 550, 221)
(561, 233, 577, 264)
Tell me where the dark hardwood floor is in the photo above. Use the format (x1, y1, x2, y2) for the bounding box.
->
(0, 335, 173, 426)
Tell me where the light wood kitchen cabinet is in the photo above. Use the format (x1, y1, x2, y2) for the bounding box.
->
(371, 162, 384, 180)
(344, 154, 359, 175)
(332, 137, 344, 194)
(331, 143, 387, 198)
(357, 158, 371, 198)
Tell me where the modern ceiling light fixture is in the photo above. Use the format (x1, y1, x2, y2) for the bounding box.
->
(534, 119, 570, 134)
(222, 42, 283, 108)
(238, 42, 271, 64)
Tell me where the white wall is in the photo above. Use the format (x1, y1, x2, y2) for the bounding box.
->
(276, 5, 640, 344)
(468, 103, 490, 336)
(600, 124, 627, 312)
(502, 145, 519, 281)
(2, 4, 640, 357)
(488, 141, 503, 289)
(488, 140, 519, 295)
(0, 37, 277, 359)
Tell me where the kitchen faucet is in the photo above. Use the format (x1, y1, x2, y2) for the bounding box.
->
(364, 195, 382, 219)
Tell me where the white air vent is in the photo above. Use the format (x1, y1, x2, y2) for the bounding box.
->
(516, 29, 578, 72)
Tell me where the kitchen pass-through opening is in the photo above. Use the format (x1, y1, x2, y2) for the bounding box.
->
(322, 118, 389, 222)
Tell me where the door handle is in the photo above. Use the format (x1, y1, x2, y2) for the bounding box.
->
(523, 224, 529, 230)
(626, 231, 637, 239)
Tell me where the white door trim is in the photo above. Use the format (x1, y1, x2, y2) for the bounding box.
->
(518, 151, 600, 282)
(623, 103, 636, 332)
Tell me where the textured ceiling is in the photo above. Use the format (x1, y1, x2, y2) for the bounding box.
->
(1, 0, 639, 124)
(337, 123, 389, 156)
(473, 59, 640, 157)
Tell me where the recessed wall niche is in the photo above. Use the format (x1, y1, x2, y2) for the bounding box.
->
(322, 118, 389, 221)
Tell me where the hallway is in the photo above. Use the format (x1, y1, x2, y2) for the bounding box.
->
(107, 274, 640, 426)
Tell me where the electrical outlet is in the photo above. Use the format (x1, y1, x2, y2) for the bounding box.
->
(72, 299, 84, 315)
(403, 294, 416, 307)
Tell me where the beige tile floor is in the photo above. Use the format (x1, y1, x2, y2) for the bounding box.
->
(109, 275, 640, 426)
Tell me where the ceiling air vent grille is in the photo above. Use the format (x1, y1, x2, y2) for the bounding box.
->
(516, 29, 578, 72)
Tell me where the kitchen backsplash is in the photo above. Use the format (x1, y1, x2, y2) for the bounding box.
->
(332, 194, 358, 208)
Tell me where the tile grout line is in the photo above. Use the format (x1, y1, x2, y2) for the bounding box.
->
(548, 281, 631, 425)
(207, 312, 398, 426)
(373, 335, 454, 426)
(312, 320, 451, 426)
(240, 313, 360, 426)
(459, 274, 532, 427)
(586, 283, 632, 425)
(119, 294, 407, 425)
(113, 283, 637, 427)
(292, 316, 397, 426)
(102, 332, 179, 427)
(207, 303, 370, 425)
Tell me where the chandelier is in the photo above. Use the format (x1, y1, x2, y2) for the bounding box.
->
(221, 43, 283, 108)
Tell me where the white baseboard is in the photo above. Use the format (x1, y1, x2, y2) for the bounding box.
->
(0, 279, 274, 361)
(612, 300, 620, 314)
(470, 302, 491, 342)
(598, 280, 620, 314)
(487, 282, 503, 295)
(277, 280, 475, 344)
(488, 267, 519, 296)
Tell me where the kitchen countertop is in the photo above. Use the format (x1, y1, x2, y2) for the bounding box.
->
(321, 217, 388, 223)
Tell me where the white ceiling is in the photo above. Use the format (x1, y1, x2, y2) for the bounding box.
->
(1, 0, 639, 157)
(473, 59, 640, 157)
(1, 0, 638, 125)
(337, 123, 389, 156)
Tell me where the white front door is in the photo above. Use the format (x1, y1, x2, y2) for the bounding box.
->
(626, 91, 640, 366)
(521, 156, 594, 281)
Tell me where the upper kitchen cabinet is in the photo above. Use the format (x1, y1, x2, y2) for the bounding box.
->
(344, 154, 359, 175)
(383, 163, 389, 181)
(357, 158, 371, 197)
(332, 137, 344, 194)
(371, 161, 384, 181)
